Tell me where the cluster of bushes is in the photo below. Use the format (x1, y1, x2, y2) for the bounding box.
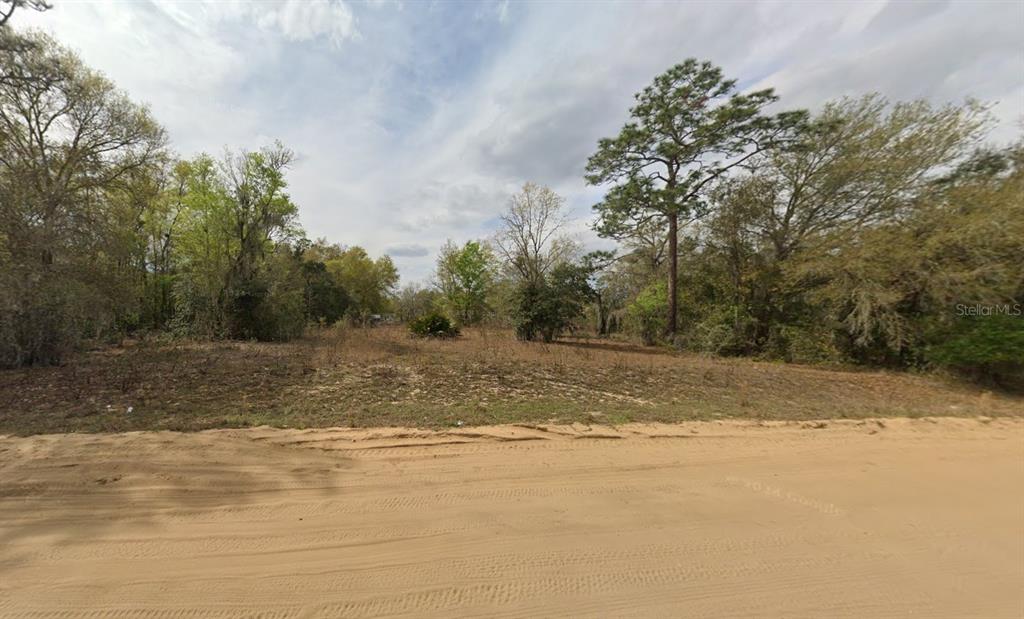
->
(927, 314, 1024, 387)
(409, 312, 460, 339)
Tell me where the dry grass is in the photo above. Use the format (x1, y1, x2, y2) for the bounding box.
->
(1, 325, 1020, 435)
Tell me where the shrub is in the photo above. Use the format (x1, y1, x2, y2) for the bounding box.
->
(0, 267, 119, 367)
(764, 323, 843, 364)
(625, 283, 667, 346)
(409, 312, 460, 338)
(512, 280, 554, 342)
(927, 313, 1024, 387)
(513, 264, 591, 343)
(692, 313, 742, 355)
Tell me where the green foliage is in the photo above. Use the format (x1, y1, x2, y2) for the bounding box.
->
(0, 33, 394, 361)
(258, 250, 310, 341)
(927, 314, 1024, 385)
(763, 323, 843, 365)
(326, 247, 398, 322)
(580, 250, 626, 336)
(225, 247, 307, 341)
(0, 32, 1016, 390)
(0, 32, 165, 366)
(435, 240, 496, 325)
(656, 98, 1007, 370)
(513, 263, 593, 343)
(301, 260, 350, 326)
(797, 137, 1020, 366)
(170, 145, 302, 341)
(409, 311, 459, 339)
(169, 155, 236, 337)
(0, 275, 91, 366)
(625, 283, 667, 346)
(586, 58, 807, 334)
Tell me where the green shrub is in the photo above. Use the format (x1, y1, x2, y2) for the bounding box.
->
(409, 312, 460, 338)
(927, 312, 1024, 386)
(692, 316, 739, 355)
(512, 264, 591, 343)
(765, 323, 843, 364)
(625, 283, 667, 346)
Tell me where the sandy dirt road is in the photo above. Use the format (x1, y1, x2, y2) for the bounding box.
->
(1, 418, 1022, 618)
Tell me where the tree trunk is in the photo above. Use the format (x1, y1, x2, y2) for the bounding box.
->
(596, 295, 608, 336)
(666, 211, 678, 336)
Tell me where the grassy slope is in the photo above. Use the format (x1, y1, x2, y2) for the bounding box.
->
(1, 326, 1021, 435)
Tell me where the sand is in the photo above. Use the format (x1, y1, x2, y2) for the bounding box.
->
(1, 417, 1021, 618)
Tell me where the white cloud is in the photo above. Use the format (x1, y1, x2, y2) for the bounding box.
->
(386, 244, 430, 258)
(12, 0, 1023, 284)
(257, 0, 358, 46)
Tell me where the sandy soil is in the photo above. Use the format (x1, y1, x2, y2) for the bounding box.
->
(1, 418, 1022, 618)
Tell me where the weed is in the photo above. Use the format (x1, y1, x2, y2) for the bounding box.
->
(0, 325, 1020, 436)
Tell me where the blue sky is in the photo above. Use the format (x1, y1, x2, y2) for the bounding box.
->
(17, 0, 1024, 283)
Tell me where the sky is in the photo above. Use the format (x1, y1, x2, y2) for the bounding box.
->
(15, 0, 1024, 284)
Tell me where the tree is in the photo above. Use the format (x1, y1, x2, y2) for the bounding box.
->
(495, 183, 588, 341)
(586, 59, 806, 337)
(326, 247, 398, 321)
(0, 0, 48, 27)
(0, 32, 166, 364)
(169, 155, 234, 336)
(576, 250, 619, 336)
(167, 145, 306, 340)
(928, 314, 1024, 388)
(435, 240, 496, 325)
(705, 96, 992, 358)
(301, 258, 350, 326)
(137, 157, 187, 330)
(0, 32, 167, 267)
(626, 282, 668, 346)
(801, 139, 1022, 368)
(220, 144, 299, 289)
(394, 283, 440, 323)
(0, 19, 371, 355)
(0, 1, 51, 86)
(512, 262, 593, 343)
(495, 182, 577, 285)
(238, 242, 308, 341)
(216, 143, 301, 337)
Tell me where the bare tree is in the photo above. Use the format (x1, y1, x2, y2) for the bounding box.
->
(495, 182, 576, 285)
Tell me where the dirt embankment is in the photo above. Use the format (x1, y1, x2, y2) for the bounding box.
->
(1, 417, 1022, 618)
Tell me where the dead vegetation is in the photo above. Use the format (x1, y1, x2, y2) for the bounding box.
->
(0, 326, 1020, 435)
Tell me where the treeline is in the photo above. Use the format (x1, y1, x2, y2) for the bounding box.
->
(408, 65, 1022, 384)
(0, 28, 397, 366)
